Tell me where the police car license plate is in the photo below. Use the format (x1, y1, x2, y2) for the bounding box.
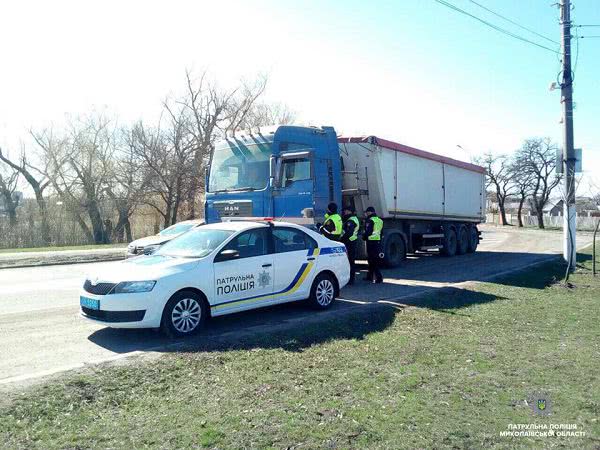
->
(80, 296, 100, 310)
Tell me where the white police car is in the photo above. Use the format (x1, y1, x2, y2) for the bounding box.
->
(80, 220, 350, 337)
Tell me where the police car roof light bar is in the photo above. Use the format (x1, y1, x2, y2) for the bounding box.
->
(222, 217, 276, 225)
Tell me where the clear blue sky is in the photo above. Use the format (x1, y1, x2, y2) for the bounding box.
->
(264, 0, 599, 185)
(0, 0, 598, 192)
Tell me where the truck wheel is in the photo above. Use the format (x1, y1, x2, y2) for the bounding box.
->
(161, 290, 208, 338)
(441, 227, 457, 257)
(383, 233, 406, 267)
(456, 225, 469, 255)
(467, 225, 479, 253)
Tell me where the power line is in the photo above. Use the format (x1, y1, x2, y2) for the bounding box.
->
(578, 35, 600, 38)
(572, 24, 600, 27)
(466, 0, 559, 45)
(432, 0, 559, 54)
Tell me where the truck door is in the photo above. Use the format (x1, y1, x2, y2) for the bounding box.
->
(272, 144, 314, 222)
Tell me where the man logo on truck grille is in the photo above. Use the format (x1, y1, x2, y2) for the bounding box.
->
(258, 270, 271, 288)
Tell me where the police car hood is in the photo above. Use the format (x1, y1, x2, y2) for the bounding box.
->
(88, 255, 200, 283)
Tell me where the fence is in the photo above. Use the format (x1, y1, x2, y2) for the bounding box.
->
(486, 213, 600, 231)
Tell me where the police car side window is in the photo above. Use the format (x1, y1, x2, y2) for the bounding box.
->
(221, 229, 268, 259)
(272, 228, 317, 253)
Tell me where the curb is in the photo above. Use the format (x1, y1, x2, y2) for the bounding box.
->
(0, 255, 127, 270)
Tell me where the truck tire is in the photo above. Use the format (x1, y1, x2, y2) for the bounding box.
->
(441, 227, 457, 257)
(467, 225, 479, 253)
(456, 225, 469, 255)
(383, 233, 406, 268)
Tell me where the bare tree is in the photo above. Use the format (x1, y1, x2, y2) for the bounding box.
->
(0, 163, 20, 226)
(515, 138, 561, 229)
(105, 128, 152, 242)
(130, 106, 196, 228)
(476, 153, 515, 225)
(509, 160, 535, 227)
(179, 70, 268, 218)
(0, 146, 52, 244)
(33, 115, 116, 243)
(235, 101, 296, 130)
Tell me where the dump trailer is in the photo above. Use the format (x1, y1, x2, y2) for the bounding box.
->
(204, 125, 486, 267)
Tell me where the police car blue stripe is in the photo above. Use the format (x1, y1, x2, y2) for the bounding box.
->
(320, 247, 346, 255)
(213, 262, 309, 308)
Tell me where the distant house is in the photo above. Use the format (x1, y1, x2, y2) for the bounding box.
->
(543, 200, 564, 217)
(536, 197, 600, 217)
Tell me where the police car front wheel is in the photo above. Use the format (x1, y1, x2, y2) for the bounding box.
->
(161, 290, 208, 338)
(309, 273, 338, 309)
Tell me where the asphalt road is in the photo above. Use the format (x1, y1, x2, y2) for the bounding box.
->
(0, 225, 592, 387)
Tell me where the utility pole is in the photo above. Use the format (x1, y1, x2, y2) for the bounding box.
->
(560, 0, 576, 270)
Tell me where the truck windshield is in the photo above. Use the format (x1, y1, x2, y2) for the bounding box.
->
(208, 140, 272, 192)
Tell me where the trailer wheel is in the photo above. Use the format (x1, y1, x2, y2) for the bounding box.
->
(383, 233, 406, 267)
(467, 225, 479, 253)
(441, 227, 457, 257)
(456, 225, 469, 255)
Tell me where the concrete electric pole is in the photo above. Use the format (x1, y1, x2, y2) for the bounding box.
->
(560, 0, 576, 270)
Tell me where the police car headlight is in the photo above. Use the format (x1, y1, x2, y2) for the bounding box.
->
(112, 280, 156, 294)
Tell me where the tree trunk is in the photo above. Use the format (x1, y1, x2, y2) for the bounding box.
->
(0, 187, 18, 227)
(113, 207, 131, 243)
(498, 199, 508, 225)
(87, 203, 106, 244)
(73, 211, 94, 243)
(517, 197, 525, 227)
(125, 220, 132, 242)
(536, 208, 545, 229)
(34, 190, 51, 245)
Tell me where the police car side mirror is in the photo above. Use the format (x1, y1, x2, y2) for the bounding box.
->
(215, 249, 240, 262)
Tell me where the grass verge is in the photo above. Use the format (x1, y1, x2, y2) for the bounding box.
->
(1, 253, 599, 449)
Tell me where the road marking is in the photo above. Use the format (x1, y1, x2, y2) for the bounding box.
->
(336, 298, 369, 305)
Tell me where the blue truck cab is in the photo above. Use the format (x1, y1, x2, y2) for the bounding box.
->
(205, 125, 341, 226)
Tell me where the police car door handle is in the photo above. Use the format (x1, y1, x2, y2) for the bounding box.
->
(262, 263, 272, 267)
(307, 257, 316, 261)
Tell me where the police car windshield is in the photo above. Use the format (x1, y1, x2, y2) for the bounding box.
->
(208, 140, 271, 192)
(156, 228, 234, 258)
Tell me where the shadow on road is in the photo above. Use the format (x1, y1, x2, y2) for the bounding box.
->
(87, 284, 504, 355)
(86, 247, 581, 355)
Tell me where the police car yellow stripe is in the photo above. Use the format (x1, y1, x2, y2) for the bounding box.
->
(212, 262, 314, 312)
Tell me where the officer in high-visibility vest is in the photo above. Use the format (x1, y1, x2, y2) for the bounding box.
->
(341, 205, 360, 285)
(362, 206, 383, 283)
(320, 202, 343, 241)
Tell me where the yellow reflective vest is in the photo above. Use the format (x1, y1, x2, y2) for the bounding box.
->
(348, 215, 360, 241)
(324, 213, 343, 237)
(368, 216, 383, 241)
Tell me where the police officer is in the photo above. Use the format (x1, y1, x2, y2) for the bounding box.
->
(341, 205, 359, 285)
(362, 206, 383, 283)
(320, 202, 343, 241)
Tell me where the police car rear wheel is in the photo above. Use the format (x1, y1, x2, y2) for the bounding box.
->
(161, 291, 207, 338)
(309, 273, 337, 309)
